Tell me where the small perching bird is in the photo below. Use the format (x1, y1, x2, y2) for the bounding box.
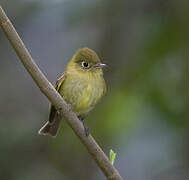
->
(39, 48, 107, 137)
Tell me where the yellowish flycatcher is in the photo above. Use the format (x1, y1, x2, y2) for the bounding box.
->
(39, 48, 106, 137)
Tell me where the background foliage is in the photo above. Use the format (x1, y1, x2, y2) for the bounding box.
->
(0, 0, 188, 179)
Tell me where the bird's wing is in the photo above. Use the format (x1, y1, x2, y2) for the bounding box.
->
(55, 72, 66, 92)
(103, 79, 107, 96)
(48, 72, 66, 124)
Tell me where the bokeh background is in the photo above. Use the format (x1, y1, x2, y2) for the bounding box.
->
(0, 0, 188, 180)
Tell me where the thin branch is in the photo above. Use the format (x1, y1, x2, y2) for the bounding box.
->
(0, 6, 123, 180)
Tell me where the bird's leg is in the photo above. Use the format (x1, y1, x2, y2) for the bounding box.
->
(67, 103, 73, 111)
(78, 115, 84, 122)
(84, 126, 89, 137)
(78, 115, 89, 136)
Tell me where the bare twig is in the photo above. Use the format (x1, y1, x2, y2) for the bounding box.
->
(0, 6, 123, 180)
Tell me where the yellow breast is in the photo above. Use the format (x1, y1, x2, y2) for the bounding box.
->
(59, 70, 106, 116)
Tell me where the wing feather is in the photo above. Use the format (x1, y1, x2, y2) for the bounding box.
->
(48, 73, 66, 123)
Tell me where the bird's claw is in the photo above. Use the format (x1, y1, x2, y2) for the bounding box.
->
(84, 125, 89, 137)
(78, 115, 84, 122)
(67, 104, 73, 111)
(77, 116, 89, 136)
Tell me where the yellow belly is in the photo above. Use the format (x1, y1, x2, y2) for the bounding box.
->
(59, 72, 106, 116)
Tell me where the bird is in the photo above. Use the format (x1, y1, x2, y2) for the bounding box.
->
(38, 47, 107, 137)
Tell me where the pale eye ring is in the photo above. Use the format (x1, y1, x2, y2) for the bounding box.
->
(81, 61, 89, 68)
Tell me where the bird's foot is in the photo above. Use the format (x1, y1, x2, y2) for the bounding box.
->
(67, 104, 73, 111)
(78, 116, 89, 136)
(78, 115, 84, 122)
(84, 125, 89, 137)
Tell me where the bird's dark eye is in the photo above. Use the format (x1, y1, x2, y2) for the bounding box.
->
(81, 61, 89, 68)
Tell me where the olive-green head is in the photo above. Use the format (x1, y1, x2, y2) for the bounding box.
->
(67, 48, 106, 73)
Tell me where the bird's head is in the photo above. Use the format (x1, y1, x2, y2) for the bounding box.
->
(67, 48, 106, 74)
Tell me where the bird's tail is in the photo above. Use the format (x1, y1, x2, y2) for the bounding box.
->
(38, 118, 61, 137)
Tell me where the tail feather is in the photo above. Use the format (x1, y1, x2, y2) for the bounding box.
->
(38, 117, 61, 137)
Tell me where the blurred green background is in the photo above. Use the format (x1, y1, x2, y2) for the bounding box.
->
(0, 0, 189, 180)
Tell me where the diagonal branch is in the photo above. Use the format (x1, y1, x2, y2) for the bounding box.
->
(0, 6, 123, 180)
